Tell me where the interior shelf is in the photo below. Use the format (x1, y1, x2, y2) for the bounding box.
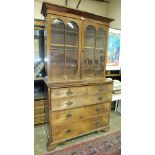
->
(51, 44, 78, 47)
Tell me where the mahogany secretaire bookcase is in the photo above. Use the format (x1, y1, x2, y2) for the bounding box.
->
(41, 2, 114, 150)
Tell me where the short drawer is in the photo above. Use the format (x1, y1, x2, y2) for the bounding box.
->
(51, 87, 86, 99)
(52, 96, 86, 111)
(52, 120, 85, 142)
(84, 114, 109, 132)
(52, 107, 85, 124)
(87, 84, 113, 95)
(84, 102, 111, 118)
(86, 94, 112, 106)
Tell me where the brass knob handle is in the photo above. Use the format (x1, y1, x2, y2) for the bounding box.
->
(97, 96, 103, 101)
(98, 85, 105, 92)
(96, 108, 102, 113)
(65, 129, 72, 133)
(65, 113, 72, 118)
(66, 101, 73, 106)
(66, 89, 73, 95)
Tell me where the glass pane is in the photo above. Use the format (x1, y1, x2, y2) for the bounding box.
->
(96, 28, 106, 49)
(34, 29, 44, 64)
(94, 49, 105, 76)
(50, 19, 65, 80)
(85, 25, 96, 47)
(65, 47, 78, 78)
(50, 46, 65, 79)
(51, 19, 65, 45)
(66, 21, 79, 46)
(65, 22, 79, 78)
(83, 25, 96, 77)
(34, 29, 44, 77)
(83, 49, 94, 77)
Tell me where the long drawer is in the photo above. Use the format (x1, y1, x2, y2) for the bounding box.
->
(52, 120, 85, 142)
(52, 114, 109, 142)
(52, 96, 86, 111)
(52, 102, 110, 124)
(51, 87, 86, 99)
(87, 84, 113, 95)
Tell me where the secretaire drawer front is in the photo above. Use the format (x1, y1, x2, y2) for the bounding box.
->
(88, 84, 113, 95)
(52, 120, 85, 142)
(52, 107, 85, 124)
(85, 102, 111, 118)
(52, 96, 86, 111)
(84, 114, 109, 132)
(51, 87, 86, 99)
(86, 94, 112, 105)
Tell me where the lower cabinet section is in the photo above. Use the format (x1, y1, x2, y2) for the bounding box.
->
(47, 81, 113, 150)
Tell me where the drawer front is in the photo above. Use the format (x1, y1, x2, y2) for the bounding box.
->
(52, 96, 86, 111)
(34, 107, 45, 116)
(34, 100, 45, 108)
(88, 84, 113, 95)
(85, 102, 111, 118)
(51, 87, 86, 99)
(84, 114, 109, 132)
(52, 120, 85, 142)
(86, 94, 112, 106)
(52, 107, 85, 124)
(34, 115, 45, 125)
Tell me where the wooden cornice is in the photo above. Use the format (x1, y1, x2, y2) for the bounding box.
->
(41, 2, 114, 23)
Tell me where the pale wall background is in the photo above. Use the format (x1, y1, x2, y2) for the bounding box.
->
(34, 0, 121, 29)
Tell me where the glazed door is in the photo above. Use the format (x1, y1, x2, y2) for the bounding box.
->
(81, 21, 107, 79)
(50, 15, 81, 81)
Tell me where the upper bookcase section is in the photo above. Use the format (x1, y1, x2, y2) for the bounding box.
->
(41, 2, 114, 24)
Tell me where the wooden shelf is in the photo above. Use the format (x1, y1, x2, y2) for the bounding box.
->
(85, 47, 104, 50)
(86, 33, 104, 37)
(51, 44, 78, 48)
(52, 28, 78, 34)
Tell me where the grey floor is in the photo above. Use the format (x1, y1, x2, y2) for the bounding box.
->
(34, 110, 121, 155)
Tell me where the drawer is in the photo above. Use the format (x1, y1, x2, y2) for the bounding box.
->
(52, 107, 85, 124)
(52, 96, 86, 111)
(34, 100, 45, 108)
(51, 87, 86, 99)
(87, 84, 113, 95)
(34, 115, 45, 125)
(52, 120, 85, 142)
(84, 114, 109, 132)
(86, 94, 112, 106)
(34, 107, 45, 116)
(84, 102, 111, 118)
